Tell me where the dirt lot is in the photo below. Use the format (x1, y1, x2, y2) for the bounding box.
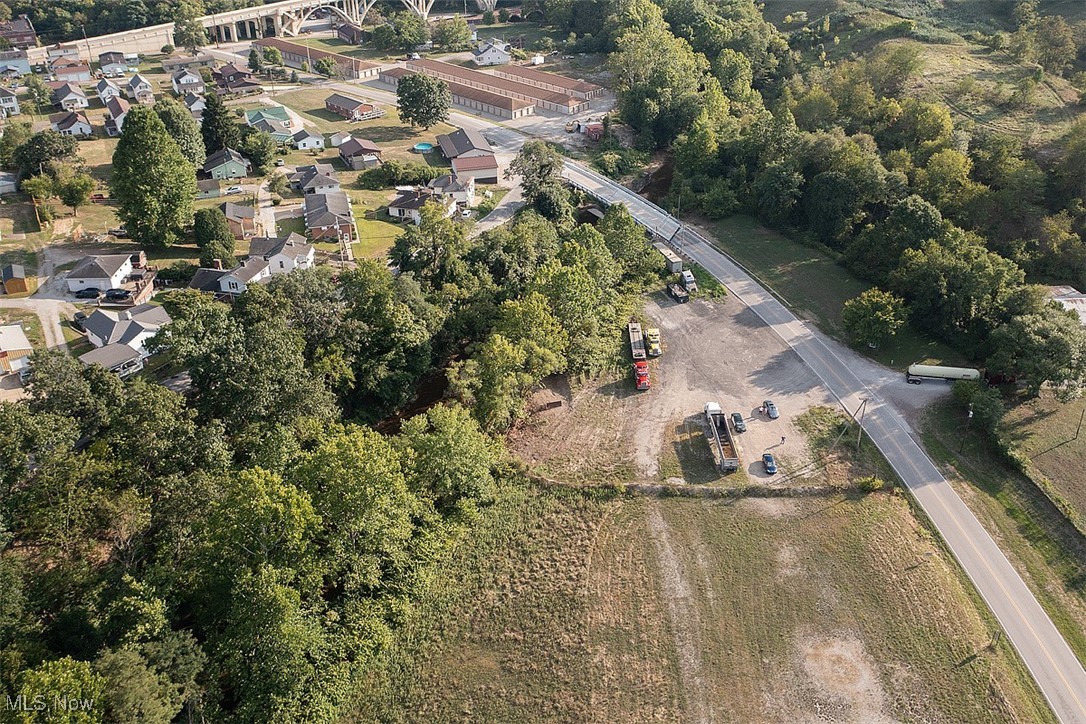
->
(353, 488, 1050, 722)
(512, 290, 838, 485)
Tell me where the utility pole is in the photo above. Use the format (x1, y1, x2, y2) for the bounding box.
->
(81, 24, 92, 65)
(855, 398, 868, 452)
(959, 403, 974, 454)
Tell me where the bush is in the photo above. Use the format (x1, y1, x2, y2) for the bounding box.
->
(157, 261, 197, 283)
(951, 380, 1004, 436)
(161, 44, 174, 54)
(498, 8, 510, 22)
(857, 475, 886, 492)
(357, 159, 443, 189)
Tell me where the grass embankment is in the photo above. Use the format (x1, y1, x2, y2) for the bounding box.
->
(705, 215, 964, 370)
(349, 480, 1051, 722)
(922, 399, 1086, 667)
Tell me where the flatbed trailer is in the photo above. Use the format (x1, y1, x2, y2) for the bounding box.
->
(628, 321, 646, 360)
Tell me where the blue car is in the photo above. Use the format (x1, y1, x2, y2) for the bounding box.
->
(762, 453, 778, 475)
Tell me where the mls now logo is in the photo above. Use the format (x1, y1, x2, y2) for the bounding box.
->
(6, 694, 96, 713)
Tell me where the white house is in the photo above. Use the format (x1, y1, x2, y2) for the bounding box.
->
(126, 73, 154, 103)
(0, 87, 19, 116)
(183, 91, 206, 117)
(98, 51, 128, 76)
(218, 257, 271, 295)
(247, 233, 316, 274)
(428, 173, 475, 206)
(52, 82, 88, 110)
(104, 96, 131, 137)
(82, 303, 171, 358)
(288, 163, 340, 195)
(96, 77, 122, 104)
(388, 190, 457, 225)
(49, 110, 93, 137)
(66, 254, 133, 292)
(329, 130, 352, 148)
(292, 128, 325, 150)
(471, 38, 511, 66)
(171, 68, 204, 95)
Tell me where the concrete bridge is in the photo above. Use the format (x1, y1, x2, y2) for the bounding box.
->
(27, 0, 438, 63)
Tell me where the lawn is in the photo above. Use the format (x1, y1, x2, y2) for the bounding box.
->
(348, 483, 1051, 722)
(705, 215, 965, 370)
(353, 211, 402, 259)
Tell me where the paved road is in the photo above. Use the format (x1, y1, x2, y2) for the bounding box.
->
(565, 162, 1086, 723)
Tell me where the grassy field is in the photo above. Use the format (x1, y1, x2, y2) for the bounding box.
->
(922, 399, 1086, 667)
(349, 482, 1051, 722)
(1001, 393, 1086, 531)
(705, 215, 966, 370)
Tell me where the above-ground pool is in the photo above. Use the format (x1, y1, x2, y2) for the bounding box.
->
(413, 142, 434, 153)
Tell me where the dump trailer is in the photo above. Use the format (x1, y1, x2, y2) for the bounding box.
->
(668, 283, 689, 303)
(628, 321, 647, 360)
(906, 364, 982, 384)
(704, 402, 740, 472)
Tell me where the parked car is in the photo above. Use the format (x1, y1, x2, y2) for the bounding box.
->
(460, 209, 472, 218)
(225, 186, 243, 195)
(762, 453, 778, 475)
(105, 289, 132, 301)
(763, 400, 779, 419)
(275, 159, 285, 167)
(71, 312, 88, 331)
(74, 288, 102, 299)
(108, 226, 128, 237)
(730, 412, 746, 432)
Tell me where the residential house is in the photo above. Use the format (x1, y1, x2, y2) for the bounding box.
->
(96, 77, 122, 104)
(171, 68, 204, 95)
(428, 173, 475, 206)
(471, 38, 511, 66)
(245, 106, 296, 143)
(337, 21, 365, 44)
(66, 253, 133, 293)
(104, 96, 130, 137)
(203, 147, 251, 179)
(197, 178, 221, 199)
(436, 128, 493, 160)
(125, 73, 154, 103)
(215, 74, 263, 96)
(82, 303, 171, 357)
(51, 58, 92, 83)
(98, 51, 128, 76)
(292, 129, 324, 150)
(2, 264, 30, 294)
(388, 189, 456, 225)
(324, 93, 384, 121)
(0, 49, 31, 77)
(1049, 286, 1086, 326)
(338, 137, 382, 170)
(161, 53, 216, 72)
(50, 110, 93, 137)
(0, 172, 17, 195)
(0, 15, 37, 49)
(46, 44, 80, 62)
(183, 91, 206, 118)
(0, 87, 19, 117)
(213, 62, 250, 85)
(79, 344, 144, 377)
(304, 191, 355, 242)
(329, 131, 353, 148)
(0, 324, 32, 376)
(289, 163, 340, 195)
(188, 265, 230, 295)
(218, 257, 272, 295)
(248, 233, 315, 273)
(220, 201, 258, 238)
(451, 154, 499, 183)
(51, 82, 89, 110)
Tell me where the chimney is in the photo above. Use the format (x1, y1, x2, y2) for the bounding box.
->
(120, 311, 132, 320)
(212, 259, 223, 270)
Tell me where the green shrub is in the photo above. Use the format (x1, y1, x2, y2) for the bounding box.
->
(857, 475, 886, 492)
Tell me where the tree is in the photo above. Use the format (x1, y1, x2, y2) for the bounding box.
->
(597, 204, 661, 279)
(989, 306, 1086, 398)
(482, 9, 495, 24)
(20, 174, 55, 202)
(508, 140, 566, 210)
(432, 15, 472, 50)
(111, 105, 196, 248)
(449, 333, 535, 432)
(268, 173, 289, 196)
(172, 6, 207, 55)
(248, 47, 264, 74)
(193, 207, 234, 248)
(156, 96, 206, 167)
(842, 288, 906, 348)
(396, 74, 451, 130)
(14, 130, 79, 178)
(845, 194, 944, 283)
(262, 45, 283, 66)
(17, 657, 104, 724)
(390, 201, 469, 287)
(0, 119, 32, 169)
(199, 239, 236, 268)
(57, 173, 95, 217)
(498, 7, 510, 22)
(804, 170, 862, 247)
(96, 647, 182, 723)
(24, 75, 53, 116)
(1033, 15, 1075, 76)
(200, 91, 240, 154)
(239, 128, 277, 174)
(313, 56, 336, 77)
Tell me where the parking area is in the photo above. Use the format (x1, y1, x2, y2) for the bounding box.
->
(511, 288, 838, 484)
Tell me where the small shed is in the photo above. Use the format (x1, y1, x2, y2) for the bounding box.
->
(653, 243, 683, 273)
(2, 263, 30, 294)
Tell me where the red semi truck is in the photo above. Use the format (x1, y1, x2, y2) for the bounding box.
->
(633, 360, 650, 391)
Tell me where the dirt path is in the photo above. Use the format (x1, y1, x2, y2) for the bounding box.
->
(645, 501, 710, 724)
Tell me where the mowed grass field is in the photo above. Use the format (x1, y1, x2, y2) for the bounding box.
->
(350, 485, 1051, 722)
(706, 215, 965, 370)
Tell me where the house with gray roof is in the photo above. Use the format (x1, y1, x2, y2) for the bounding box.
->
(247, 233, 315, 274)
(203, 147, 251, 179)
(304, 191, 355, 242)
(82, 303, 171, 357)
(436, 128, 493, 159)
(66, 254, 133, 293)
(288, 163, 340, 195)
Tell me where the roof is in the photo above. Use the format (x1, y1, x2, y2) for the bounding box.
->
(304, 191, 353, 227)
(0, 324, 32, 353)
(497, 64, 602, 94)
(247, 233, 313, 260)
(189, 267, 228, 292)
(293, 128, 322, 142)
(52, 81, 85, 99)
(2, 263, 26, 281)
(390, 189, 449, 211)
(250, 118, 292, 137)
(436, 128, 493, 158)
(0, 87, 14, 98)
(49, 110, 91, 131)
(1049, 286, 1086, 326)
(429, 173, 472, 193)
(226, 256, 270, 283)
(172, 68, 202, 81)
(339, 137, 382, 156)
(197, 178, 220, 192)
(220, 201, 255, 221)
(216, 62, 248, 78)
(99, 51, 125, 63)
(452, 154, 499, 172)
(68, 253, 132, 280)
(80, 343, 141, 369)
(406, 58, 581, 109)
(96, 77, 120, 93)
(204, 147, 250, 172)
(126, 73, 151, 89)
(245, 106, 290, 124)
(325, 92, 369, 109)
(184, 91, 204, 107)
(104, 95, 130, 119)
(290, 163, 339, 191)
(83, 304, 171, 347)
(472, 41, 510, 58)
(254, 37, 379, 74)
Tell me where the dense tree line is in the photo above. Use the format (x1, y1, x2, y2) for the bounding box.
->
(592, 0, 1086, 394)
